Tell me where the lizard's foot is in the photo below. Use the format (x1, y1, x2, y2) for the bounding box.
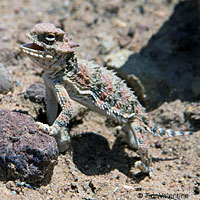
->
(36, 122, 57, 136)
(135, 147, 152, 174)
(36, 122, 71, 152)
(135, 160, 152, 174)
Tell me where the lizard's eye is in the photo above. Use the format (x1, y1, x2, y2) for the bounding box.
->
(45, 33, 55, 42)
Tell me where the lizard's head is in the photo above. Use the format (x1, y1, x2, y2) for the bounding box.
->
(21, 23, 79, 71)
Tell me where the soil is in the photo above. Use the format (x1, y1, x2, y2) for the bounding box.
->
(0, 0, 200, 199)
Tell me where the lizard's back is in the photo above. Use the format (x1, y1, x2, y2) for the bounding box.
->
(63, 57, 148, 124)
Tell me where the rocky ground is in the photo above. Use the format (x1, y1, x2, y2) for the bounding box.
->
(0, 0, 200, 199)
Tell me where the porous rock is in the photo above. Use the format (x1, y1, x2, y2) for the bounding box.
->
(0, 110, 59, 183)
(24, 83, 45, 104)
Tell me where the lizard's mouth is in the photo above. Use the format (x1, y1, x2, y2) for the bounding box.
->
(21, 43, 53, 59)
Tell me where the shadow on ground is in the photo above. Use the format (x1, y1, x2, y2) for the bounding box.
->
(72, 132, 147, 182)
(119, 0, 200, 109)
(72, 132, 177, 182)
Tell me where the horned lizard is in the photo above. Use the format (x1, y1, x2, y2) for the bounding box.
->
(21, 23, 192, 174)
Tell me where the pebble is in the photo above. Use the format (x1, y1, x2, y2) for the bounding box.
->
(0, 64, 13, 94)
(155, 140, 163, 148)
(162, 149, 168, 155)
(116, 174, 120, 179)
(123, 185, 134, 190)
(105, 1, 120, 15)
(138, 5, 145, 15)
(127, 27, 135, 38)
(194, 186, 200, 195)
(24, 83, 45, 104)
(113, 187, 119, 193)
(112, 18, 127, 28)
(11, 191, 17, 195)
(118, 36, 132, 48)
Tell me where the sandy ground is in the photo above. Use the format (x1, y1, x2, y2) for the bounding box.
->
(0, 0, 200, 199)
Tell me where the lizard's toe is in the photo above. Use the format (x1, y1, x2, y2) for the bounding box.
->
(36, 122, 56, 136)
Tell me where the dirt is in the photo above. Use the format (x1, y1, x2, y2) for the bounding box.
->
(0, 0, 200, 199)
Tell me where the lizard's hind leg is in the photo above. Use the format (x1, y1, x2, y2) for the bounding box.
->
(122, 120, 152, 174)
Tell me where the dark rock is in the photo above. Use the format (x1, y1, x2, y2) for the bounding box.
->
(138, 5, 145, 15)
(0, 110, 59, 183)
(155, 140, 163, 148)
(127, 27, 135, 38)
(161, 149, 168, 155)
(194, 184, 200, 195)
(24, 83, 45, 104)
(89, 180, 96, 193)
(0, 64, 13, 94)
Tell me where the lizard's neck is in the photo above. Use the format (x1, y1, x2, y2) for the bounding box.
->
(65, 53, 79, 75)
(45, 53, 77, 79)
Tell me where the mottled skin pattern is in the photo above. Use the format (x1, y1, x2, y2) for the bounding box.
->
(21, 23, 192, 174)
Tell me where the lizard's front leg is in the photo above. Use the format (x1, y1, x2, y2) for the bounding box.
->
(37, 83, 73, 152)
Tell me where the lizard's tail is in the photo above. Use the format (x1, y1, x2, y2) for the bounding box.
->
(149, 124, 193, 137)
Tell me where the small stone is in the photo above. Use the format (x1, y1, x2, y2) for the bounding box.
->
(196, 172, 200, 177)
(105, 1, 120, 15)
(127, 27, 135, 38)
(15, 80, 21, 87)
(0, 64, 13, 94)
(0, 110, 59, 183)
(135, 187, 142, 191)
(162, 149, 168, 155)
(138, 5, 145, 15)
(187, 174, 193, 178)
(113, 187, 119, 193)
(181, 160, 191, 165)
(194, 186, 200, 195)
(89, 180, 96, 193)
(123, 185, 134, 190)
(24, 83, 45, 104)
(116, 174, 120, 179)
(71, 183, 78, 193)
(11, 191, 17, 195)
(64, 184, 70, 191)
(155, 140, 162, 148)
(118, 36, 132, 48)
(112, 18, 127, 28)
